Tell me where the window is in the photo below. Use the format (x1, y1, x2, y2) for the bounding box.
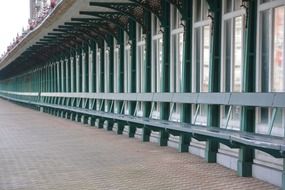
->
(152, 14, 163, 116)
(125, 32, 131, 114)
(137, 24, 146, 115)
(192, 0, 211, 125)
(256, 1, 285, 136)
(255, 0, 284, 167)
(114, 40, 119, 94)
(221, 0, 245, 131)
(96, 48, 101, 93)
(114, 39, 120, 114)
(104, 44, 110, 93)
(170, 5, 184, 121)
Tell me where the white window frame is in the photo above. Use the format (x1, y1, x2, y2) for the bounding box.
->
(255, 0, 285, 165)
(220, 0, 245, 132)
(192, 0, 211, 126)
(151, 14, 163, 117)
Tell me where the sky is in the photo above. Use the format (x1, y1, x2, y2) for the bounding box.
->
(0, 0, 30, 55)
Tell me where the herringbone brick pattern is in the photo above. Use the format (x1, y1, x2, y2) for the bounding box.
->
(0, 99, 278, 190)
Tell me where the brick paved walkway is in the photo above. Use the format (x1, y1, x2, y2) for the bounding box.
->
(0, 99, 278, 190)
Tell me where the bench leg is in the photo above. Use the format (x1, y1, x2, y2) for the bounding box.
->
(56, 110, 61, 117)
(237, 147, 253, 177)
(65, 112, 70, 119)
(205, 140, 218, 163)
(97, 119, 104, 129)
(178, 134, 190, 153)
(60, 111, 64, 118)
(81, 115, 88, 124)
(88, 117, 95, 126)
(142, 127, 151, 142)
(107, 120, 113, 131)
(117, 123, 124, 135)
(128, 125, 136, 138)
(75, 114, 81, 122)
(71, 113, 76, 121)
(159, 130, 169, 146)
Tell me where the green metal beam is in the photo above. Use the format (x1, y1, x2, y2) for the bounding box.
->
(238, 0, 257, 178)
(205, 0, 222, 163)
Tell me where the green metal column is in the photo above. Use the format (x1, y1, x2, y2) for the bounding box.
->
(70, 52, 76, 121)
(116, 29, 125, 133)
(159, 0, 171, 146)
(76, 49, 82, 93)
(238, 0, 257, 177)
(179, 0, 193, 153)
(70, 55, 75, 93)
(65, 58, 70, 93)
(57, 60, 61, 92)
(97, 42, 105, 129)
(89, 41, 96, 93)
(81, 43, 89, 124)
(51, 63, 55, 92)
(75, 47, 82, 122)
(142, 10, 152, 141)
(82, 43, 89, 93)
(205, 0, 222, 163)
(88, 40, 96, 126)
(61, 59, 66, 93)
(128, 20, 137, 137)
(107, 36, 115, 131)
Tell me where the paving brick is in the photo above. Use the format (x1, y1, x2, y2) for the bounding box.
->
(0, 99, 279, 190)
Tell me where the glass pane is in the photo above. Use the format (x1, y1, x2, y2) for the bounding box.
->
(272, 6, 284, 92)
(158, 38, 163, 92)
(138, 25, 143, 41)
(177, 32, 184, 92)
(195, 28, 201, 92)
(225, 19, 232, 92)
(230, 106, 241, 130)
(195, 0, 201, 22)
(172, 35, 177, 91)
(202, 0, 209, 20)
(234, 0, 242, 11)
(225, 0, 232, 13)
(172, 5, 178, 29)
(271, 108, 284, 137)
(261, 10, 270, 92)
(233, 16, 243, 92)
(137, 46, 142, 92)
(260, 0, 271, 4)
(153, 41, 157, 92)
(202, 25, 210, 92)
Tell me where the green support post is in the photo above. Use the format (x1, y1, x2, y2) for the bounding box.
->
(159, 0, 171, 146)
(238, 0, 257, 177)
(97, 119, 104, 129)
(127, 20, 137, 138)
(205, 0, 222, 163)
(69, 52, 76, 121)
(179, 0, 193, 153)
(75, 47, 82, 122)
(128, 125, 136, 138)
(81, 43, 89, 124)
(117, 123, 125, 135)
(142, 127, 151, 142)
(107, 120, 113, 131)
(144, 11, 152, 118)
(88, 41, 96, 126)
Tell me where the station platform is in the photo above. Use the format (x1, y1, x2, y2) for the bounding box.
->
(0, 99, 278, 190)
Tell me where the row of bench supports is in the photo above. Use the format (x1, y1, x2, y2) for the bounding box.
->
(38, 105, 285, 189)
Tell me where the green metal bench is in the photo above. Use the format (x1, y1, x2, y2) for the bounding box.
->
(1, 91, 285, 159)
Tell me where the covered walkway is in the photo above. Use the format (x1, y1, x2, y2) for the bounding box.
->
(0, 99, 277, 190)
